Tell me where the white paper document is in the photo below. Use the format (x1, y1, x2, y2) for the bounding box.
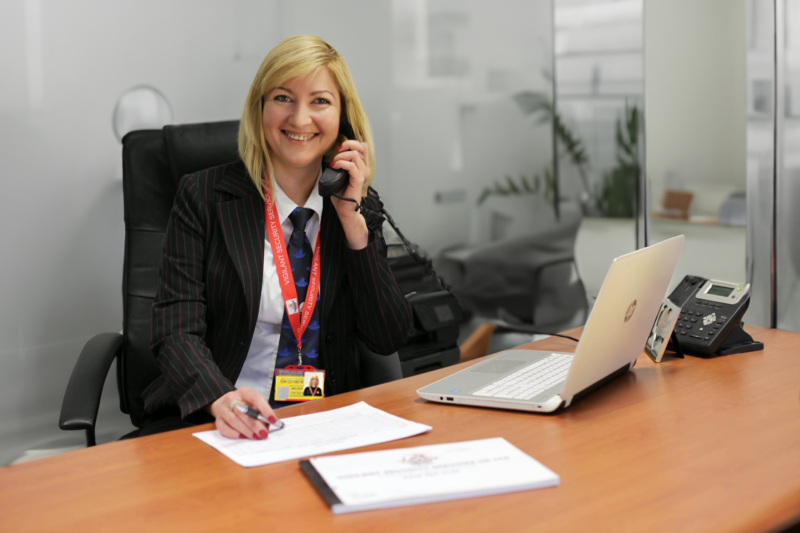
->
(193, 402, 432, 467)
(305, 437, 560, 513)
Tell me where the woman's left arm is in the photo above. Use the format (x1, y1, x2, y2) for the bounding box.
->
(330, 141, 414, 354)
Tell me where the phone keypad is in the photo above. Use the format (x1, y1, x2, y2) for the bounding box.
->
(678, 302, 728, 342)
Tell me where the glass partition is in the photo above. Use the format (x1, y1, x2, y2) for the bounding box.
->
(390, 0, 649, 338)
(389, 0, 556, 255)
(746, 0, 776, 327)
(645, 0, 748, 296)
(390, 0, 649, 345)
(554, 0, 643, 300)
(774, 0, 800, 330)
(390, 0, 590, 333)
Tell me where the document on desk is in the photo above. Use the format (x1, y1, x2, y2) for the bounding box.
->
(301, 437, 560, 514)
(193, 402, 432, 467)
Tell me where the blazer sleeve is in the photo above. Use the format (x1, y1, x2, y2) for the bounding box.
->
(344, 190, 414, 355)
(150, 174, 235, 418)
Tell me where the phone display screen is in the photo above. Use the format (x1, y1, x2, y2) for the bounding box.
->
(707, 284, 734, 297)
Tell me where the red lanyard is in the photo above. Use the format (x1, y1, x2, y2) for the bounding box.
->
(265, 194, 321, 366)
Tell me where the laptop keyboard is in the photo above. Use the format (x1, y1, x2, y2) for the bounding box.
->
(472, 353, 574, 401)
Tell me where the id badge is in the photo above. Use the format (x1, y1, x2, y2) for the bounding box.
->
(274, 365, 325, 402)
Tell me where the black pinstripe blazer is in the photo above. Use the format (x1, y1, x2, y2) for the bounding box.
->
(142, 160, 414, 419)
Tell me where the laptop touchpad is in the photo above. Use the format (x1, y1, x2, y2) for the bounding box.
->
(470, 360, 526, 374)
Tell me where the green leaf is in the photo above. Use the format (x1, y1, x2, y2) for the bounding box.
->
(505, 175, 521, 194)
(521, 175, 533, 192)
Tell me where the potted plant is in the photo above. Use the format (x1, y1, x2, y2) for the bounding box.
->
(478, 92, 641, 220)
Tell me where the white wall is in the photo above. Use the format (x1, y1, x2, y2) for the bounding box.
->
(0, 0, 280, 460)
(645, 0, 746, 217)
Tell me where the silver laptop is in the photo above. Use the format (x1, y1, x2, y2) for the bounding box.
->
(417, 235, 685, 413)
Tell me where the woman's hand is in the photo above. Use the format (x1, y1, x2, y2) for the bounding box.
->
(207, 387, 276, 440)
(329, 140, 370, 250)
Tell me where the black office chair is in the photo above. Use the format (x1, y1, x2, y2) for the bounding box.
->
(436, 216, 589, 333)
(59, 120, 402, 446)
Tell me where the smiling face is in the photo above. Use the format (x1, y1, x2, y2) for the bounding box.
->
(262, 67, 341, 180)
(310, 376, 319, 388)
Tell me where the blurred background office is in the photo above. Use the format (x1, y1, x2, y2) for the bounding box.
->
(0, 0, 796, 464)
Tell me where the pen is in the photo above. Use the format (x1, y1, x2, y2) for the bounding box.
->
(234, 403, 286, 430)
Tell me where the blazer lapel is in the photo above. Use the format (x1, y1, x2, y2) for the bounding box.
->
(215, 163, 265, 332)
(320, 197, 347, 323)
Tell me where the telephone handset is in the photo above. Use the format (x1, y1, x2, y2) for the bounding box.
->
(318, 119, 355, 197)
(316, 117, 453, 298)
(666, 275, 763, 357)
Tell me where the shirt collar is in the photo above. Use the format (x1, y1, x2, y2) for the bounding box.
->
(271, 168, 324, 225)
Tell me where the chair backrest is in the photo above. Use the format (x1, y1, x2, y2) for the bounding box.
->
(120, 120, 240, 426)
(437, 214, 586, 327)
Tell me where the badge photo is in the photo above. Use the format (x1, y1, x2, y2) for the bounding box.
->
(302, 371, 325, 399)
(645, 299, 681, 363)
(274, 365, 325, 402)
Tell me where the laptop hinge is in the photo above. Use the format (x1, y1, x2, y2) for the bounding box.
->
(562, 363, 632, 409)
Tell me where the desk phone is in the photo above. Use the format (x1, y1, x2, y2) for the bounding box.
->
(667, 275, 762, 357)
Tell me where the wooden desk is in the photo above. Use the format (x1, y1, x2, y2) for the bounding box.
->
(1, 326, 799, 532)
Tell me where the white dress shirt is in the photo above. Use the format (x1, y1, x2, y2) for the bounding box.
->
(235, 173, 323, 401)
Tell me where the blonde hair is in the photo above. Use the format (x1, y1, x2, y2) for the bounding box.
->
(238, 35, 375, 199)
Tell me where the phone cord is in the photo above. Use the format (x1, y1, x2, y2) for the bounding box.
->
(333, 192, 453, 295)
(337, 193, 579, 344)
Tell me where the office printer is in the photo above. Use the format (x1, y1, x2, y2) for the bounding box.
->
(385, 231, 462, 377)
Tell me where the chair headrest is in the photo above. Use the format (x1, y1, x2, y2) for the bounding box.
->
(164, 120, 240, 187)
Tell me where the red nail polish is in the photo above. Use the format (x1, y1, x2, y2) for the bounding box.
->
(336, 144, 343, 151)
(328, 160, 336, 167)
(268, 416, 277, 424)
(259, 430, 268, 439)
(239, 433, 246, 439)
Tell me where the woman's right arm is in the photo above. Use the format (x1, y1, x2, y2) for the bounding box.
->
(151, 173, 274, 439)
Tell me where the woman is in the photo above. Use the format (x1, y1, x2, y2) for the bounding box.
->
(303, 375, 323, 397)
(139, 35, 413, 440)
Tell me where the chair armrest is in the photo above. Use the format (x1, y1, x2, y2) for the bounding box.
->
(59, 333, 123, 446)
